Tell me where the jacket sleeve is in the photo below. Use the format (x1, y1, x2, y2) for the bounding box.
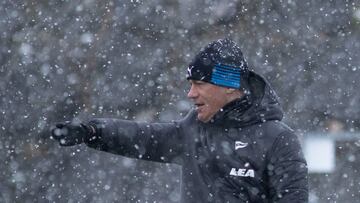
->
(267, 131, 308, 203)
(84, 118, 184, 164)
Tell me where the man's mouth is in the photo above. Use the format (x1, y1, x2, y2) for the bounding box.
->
(195, 103, 205, 109)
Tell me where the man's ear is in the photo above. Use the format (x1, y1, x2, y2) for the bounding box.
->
(225, 88, 236, 94)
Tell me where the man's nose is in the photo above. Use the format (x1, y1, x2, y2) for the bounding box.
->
(187, 85, 198, 99)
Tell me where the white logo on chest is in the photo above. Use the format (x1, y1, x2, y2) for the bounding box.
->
(235, 141, 248, 150)
(229, 168, 255, 177)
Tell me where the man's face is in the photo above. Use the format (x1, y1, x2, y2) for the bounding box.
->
(187, 80, 231, 122)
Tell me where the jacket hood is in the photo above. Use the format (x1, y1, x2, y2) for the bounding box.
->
(206, 71, 284, 128)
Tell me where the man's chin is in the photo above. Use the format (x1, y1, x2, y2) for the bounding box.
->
(197, 114, 211, 123)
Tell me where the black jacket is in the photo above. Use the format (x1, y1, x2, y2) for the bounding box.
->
(86, 72, 308, 203)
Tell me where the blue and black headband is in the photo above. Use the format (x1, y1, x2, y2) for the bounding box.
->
(187, 62, 248, 89)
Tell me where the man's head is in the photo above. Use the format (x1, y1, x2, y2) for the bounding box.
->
(186, 39, 249, 122)
(187, 80, 244, 122)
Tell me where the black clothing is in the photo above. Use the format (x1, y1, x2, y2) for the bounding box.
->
(51, 121, 95, 146)
(86, 72, 308, 203)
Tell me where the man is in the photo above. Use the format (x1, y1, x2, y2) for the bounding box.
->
(51, 39, 308, 202)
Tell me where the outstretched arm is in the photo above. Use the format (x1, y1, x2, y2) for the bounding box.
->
(85, 118, 184, 164)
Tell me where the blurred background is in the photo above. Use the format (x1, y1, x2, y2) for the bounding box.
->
(0, 0, 359, 202)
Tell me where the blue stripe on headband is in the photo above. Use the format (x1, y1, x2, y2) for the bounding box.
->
(210, 64, 241, 88)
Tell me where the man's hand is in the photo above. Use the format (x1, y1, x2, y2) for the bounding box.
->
(51, 121, 95, 146)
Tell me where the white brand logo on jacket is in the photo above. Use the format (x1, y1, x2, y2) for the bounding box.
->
(235, 141, 248, 150)
(229, 168, 255, 178)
